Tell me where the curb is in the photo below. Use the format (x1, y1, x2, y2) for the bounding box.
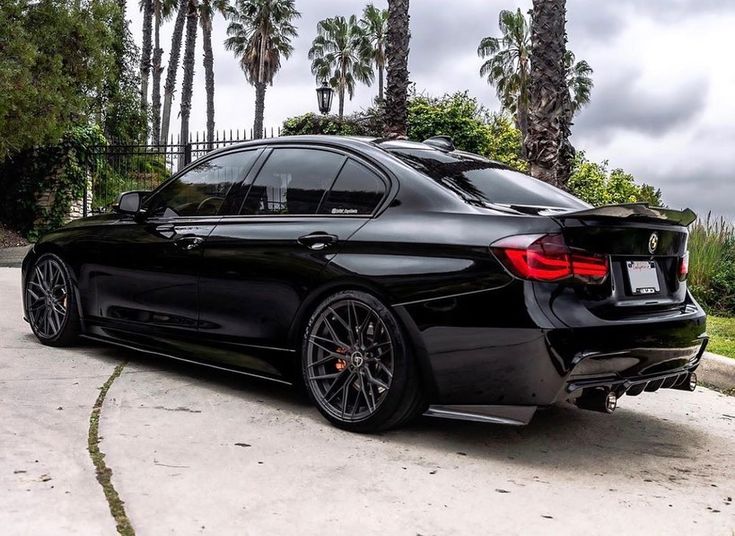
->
(698, 352, 735, 394)
(0, 245, 31, 268)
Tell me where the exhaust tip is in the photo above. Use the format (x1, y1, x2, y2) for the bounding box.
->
(687, 372, 697, 391)
(575, 388, 618, 414)
(604, 391, 618, 413)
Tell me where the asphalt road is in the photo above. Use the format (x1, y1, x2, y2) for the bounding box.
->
(1, 267, 734, 535)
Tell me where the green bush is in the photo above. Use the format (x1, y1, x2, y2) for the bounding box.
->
(92, 154, 169, 211)
(688, 215, 735, 313)
(281, 113, 376, 137)
(567, 152, 661, 206)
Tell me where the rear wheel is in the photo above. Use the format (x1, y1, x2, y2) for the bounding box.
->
(25, 253, 80, 347)
(301, 290, 425, 432)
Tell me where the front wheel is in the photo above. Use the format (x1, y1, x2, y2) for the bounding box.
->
(301, 290, 425, 433)
(25, 253, 80, 347)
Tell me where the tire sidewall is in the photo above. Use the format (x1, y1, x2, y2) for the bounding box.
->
(301, 289, 413, 432)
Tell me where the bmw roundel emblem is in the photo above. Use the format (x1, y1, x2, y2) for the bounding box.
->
(648, 232, 659, 254)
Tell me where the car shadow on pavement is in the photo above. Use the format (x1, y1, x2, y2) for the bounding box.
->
(84, 341, 707, 478)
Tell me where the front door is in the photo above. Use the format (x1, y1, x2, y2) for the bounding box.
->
(83, 149, 262, 348)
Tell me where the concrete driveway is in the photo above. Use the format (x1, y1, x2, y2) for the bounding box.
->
(1, 267, 733, 535)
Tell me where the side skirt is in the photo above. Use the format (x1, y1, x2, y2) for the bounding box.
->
(79, 334, 294, 386)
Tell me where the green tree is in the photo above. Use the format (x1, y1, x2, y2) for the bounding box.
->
(384, 0, 410, 136)
(478, 8, 592, 148)
(309, 15, 373, 119)
(140, 0, 154, 112)
(225, 0, 300, 139)
(360, 4, 388, 103)
(567, 152, 662, 206)
(0, 0, 137, 158)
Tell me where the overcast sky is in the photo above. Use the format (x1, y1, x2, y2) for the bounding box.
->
(126, 0, 735, 220)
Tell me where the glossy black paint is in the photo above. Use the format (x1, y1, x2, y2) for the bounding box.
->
(22, 135, 707, 411)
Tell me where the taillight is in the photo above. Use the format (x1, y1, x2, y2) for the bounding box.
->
(678, 251, 689, 281)
(490, 233, 609, 284)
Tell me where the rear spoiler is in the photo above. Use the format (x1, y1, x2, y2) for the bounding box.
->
(543, 203, 697, 227)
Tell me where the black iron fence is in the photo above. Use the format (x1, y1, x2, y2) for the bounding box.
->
(86, 127, 281, 216)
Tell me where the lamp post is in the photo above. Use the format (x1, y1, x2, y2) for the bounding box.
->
(316, 81, 334, 115)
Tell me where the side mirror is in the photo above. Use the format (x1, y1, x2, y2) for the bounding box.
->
(116, 191, 142, 215)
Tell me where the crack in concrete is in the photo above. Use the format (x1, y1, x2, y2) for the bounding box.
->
(88, 361, 135, 536)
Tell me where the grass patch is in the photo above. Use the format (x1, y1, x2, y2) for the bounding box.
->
(88, 362, 134, 536)
(707, 316, 735, 359)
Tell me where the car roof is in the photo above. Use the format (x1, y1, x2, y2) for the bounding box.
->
(203, 134, 508, 168)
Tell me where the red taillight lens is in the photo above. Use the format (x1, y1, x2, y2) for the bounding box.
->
(678, 251, 689, 281)
(491, 234, 608, 284)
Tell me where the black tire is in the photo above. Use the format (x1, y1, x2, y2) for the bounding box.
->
(25, 253, 80, 347)
(301, 290, 426, 433)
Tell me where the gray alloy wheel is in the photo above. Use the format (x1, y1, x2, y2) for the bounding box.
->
(302, 290, 426, 432)
(25, 254, 79, 346)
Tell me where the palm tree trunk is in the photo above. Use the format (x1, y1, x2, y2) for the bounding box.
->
(378, 64, 384, 102)
(384, 0, 410, 137)
(254, 82, 266, 139)
(201, 12, 215, 150)
(151, 0, 163, 144)
(338, 86, 345, 118)
(525, 0, 573, 187)
(161, 0, 187, 146)
(140, 0, 154, 113)
(179, 0, 198, 167)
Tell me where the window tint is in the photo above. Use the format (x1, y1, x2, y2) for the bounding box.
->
(319, 159, 385, 215)
(147, 151, 258, 218)
(391, 148, 589, 210)
(241, 148, 345, 215)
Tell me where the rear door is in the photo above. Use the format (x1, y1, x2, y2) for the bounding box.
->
(198, 146, 388, 372)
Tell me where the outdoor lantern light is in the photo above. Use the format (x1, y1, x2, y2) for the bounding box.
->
(316, 81, 334, 115)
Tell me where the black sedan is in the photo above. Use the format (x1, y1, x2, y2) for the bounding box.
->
(22, 135, 707, 432)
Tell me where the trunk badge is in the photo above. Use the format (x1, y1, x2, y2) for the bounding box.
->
(648, 232, 659, 254)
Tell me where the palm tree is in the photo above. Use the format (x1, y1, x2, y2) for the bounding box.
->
(151, 0, 178, 144)
(198, 0, 230, 149)
(225, 0, 300, 139)
(477, 9, 530, 147)
(478, 8, 592, 151)
(161, 0, 188, 145)
(140, 0, 154, 111)
(384, 0, 410, 137)
(525, 0, 573, 187)
(360, 4, 388, 103)
(565, 50, 593, 115)
(309, 15, 374, 119)
(179, 0, 199, 162)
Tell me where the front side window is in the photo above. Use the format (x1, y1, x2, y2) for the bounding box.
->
(241, 148, 345, 215)
(319, 159, 386, 215)
(147, 151, 259, 218)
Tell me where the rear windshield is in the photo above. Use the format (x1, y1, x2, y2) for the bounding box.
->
(390, 148, 589, 210)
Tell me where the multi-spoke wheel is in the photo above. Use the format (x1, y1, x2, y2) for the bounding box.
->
(302, 290, 426, 432)
(25, 254, 79, 346)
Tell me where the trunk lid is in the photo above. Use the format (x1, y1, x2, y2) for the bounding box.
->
(548, 204, 693, 318)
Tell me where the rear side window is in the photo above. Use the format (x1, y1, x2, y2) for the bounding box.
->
(241, 148, 345, 215)
(319, 159, 386, 215)
(391, 148, 588, 210)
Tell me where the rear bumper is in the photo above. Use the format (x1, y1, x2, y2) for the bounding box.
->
(398, 286, 707, 406)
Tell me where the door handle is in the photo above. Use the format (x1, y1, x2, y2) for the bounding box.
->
(174, 236, 205, 251)
(297, 232, 338, 251)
